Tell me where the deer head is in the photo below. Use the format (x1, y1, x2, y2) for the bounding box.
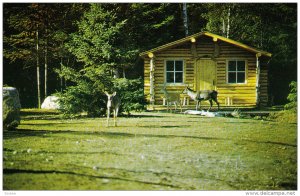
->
(183, 84, 190, 94)
(105, 91, 117, 108)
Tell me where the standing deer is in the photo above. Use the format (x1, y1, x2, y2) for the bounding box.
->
(183, 86, 220, 111)
(105, 91, 121, 127)
(161, 86, 183, 113)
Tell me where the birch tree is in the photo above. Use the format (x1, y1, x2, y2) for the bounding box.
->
(182, 3, 189, 36)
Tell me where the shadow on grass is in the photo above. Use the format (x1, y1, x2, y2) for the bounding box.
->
(3, 168, 183, 190)
(6, 129, 219, 141)
(138, 125, 191, 128)
(21, 111, 167, 121)
(5, 129, 297, 148)
(4, 130, 49, 139)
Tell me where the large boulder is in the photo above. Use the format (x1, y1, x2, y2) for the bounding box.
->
(41, 95, 60, 109)
(3, 87, 21, 130)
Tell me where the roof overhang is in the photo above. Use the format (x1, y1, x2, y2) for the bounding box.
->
(139, 31, 272, 58)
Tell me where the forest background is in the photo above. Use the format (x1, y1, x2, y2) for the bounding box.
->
(3, 3, 297, 112)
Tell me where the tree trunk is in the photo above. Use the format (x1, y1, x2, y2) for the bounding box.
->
(123, 67, 126, 78)
(260, 16, 263, 48)
(60, 58, 63, 92)
(183, 3, 189, 36)
(44, 38, 48, 98)
(44, 17, 49, 98)
(113, 68, 120, 78)
(36, 29, 41, 108)
(222, 18, 226, 36)
(226, 6, 231, 38)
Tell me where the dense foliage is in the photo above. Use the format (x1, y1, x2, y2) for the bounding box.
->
(55, 65, 109, 116)
(285, 81, 297, 112)
(3, 3, 297, 111)
(113, 78, 146, 115)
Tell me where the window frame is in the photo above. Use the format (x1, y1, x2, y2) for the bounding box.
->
(226, 59, 247, 84)
(164, 59, 185, 85)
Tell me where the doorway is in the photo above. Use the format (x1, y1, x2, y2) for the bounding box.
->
(196, 59, 217, 91)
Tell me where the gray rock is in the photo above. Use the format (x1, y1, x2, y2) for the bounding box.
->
(3, 87, 21, 130)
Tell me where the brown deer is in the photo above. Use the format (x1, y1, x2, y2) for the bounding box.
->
(183, 86, 220, 111)
(105, 91, 121, 127)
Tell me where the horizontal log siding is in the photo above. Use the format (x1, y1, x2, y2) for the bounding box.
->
(216, 41, 257, 106)
(143, 36, 269, 107)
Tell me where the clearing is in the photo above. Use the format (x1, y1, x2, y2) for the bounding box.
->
(3, 109, 297, 190)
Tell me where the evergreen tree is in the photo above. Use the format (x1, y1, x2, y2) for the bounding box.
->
(58, 4, 140, 116)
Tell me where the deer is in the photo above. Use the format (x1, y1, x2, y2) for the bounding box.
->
(161, 86, 183, 113)
(104, 91, 121, 127)
(183, 86, 220, 111)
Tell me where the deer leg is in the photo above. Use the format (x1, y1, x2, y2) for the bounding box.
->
(196, 100, 199, 111)
(174, 102, 177, 112)
(208, 100, 213, 111)
(179, 101, 183, 113)
(115, 107, 119, 127)
(213, 98, 220, 111)
(113, 109, 116, 127)
(197, 100, 202, 111)
(107, 108, 110, 127)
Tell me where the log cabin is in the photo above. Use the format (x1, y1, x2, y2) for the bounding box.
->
(139, 32, 272, 110)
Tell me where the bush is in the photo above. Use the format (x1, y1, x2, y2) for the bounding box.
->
(284, 81, 297, 112)
(56, 75, 146, 117)
(56, 85, 107, 117)
(55, 65, 113, 117)
(113, 78, 146, 115)
(268, 81, 297, 124)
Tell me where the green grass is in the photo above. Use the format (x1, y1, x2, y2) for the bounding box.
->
(3, 109, 297, 190)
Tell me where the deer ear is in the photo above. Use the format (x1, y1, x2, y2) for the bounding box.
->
(104, 91, 109, 96)
(112, 92, 117, 96)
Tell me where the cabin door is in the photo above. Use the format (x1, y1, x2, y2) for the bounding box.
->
(196, 60, 216, 91)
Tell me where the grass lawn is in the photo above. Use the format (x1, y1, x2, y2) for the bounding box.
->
(3, 109, 297, 190)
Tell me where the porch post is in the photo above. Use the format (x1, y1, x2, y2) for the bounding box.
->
(149, 53, 155, 105)
(190, 37, 197, 58)
(256, 53, 261, 107)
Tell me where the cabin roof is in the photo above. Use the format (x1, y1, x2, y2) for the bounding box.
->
(139, 31, 272, 58)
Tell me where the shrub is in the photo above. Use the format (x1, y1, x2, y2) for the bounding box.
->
(113, 78, 146, 115)
(268, 81, 297, 124)
(56, 85, 107, 117)
(55, 65, 110, 117)
(56, 73, 146, 117)
(284, 81, 297, 112)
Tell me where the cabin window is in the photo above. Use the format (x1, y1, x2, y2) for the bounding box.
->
(165, 60, 184, 83)
(227, 60, 246, 84)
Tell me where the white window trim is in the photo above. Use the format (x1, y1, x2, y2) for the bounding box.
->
(226, 59, 248, 84)
(164, 59, 185, 86)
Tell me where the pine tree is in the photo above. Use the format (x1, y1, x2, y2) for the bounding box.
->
(58, 4, 139, 116)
